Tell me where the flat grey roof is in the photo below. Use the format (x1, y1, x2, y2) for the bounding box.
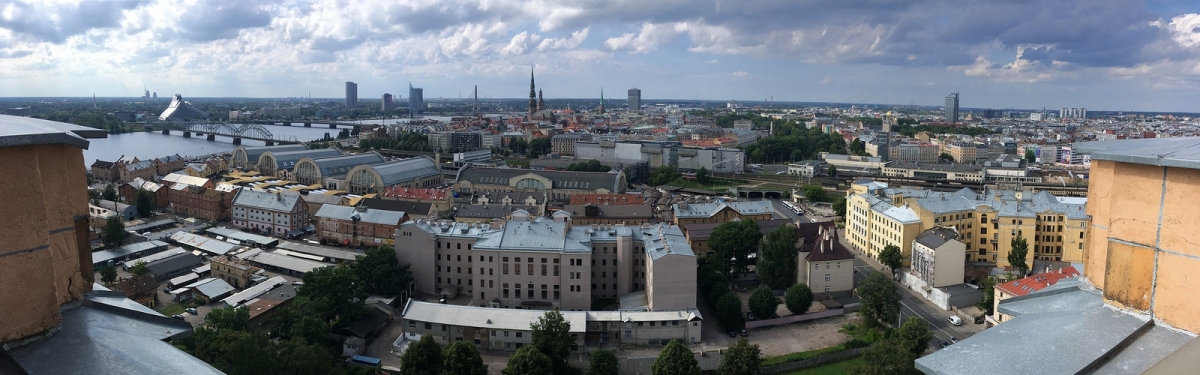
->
(275, 241, 363, 261)
(170, 231, 239, 255)
(92, 240, 170, 265)
(0, 114, 106, 149)
(401, 300, 587, 333)
(7, 286, 221, 375)
(247, 251, 331, 274)
(315, 205, 406, 225)
(1074, 137, 1200, 170)
(206, 227, 279, 247)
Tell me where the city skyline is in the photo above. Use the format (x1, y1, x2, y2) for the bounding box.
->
(1, 1, 1199, 112)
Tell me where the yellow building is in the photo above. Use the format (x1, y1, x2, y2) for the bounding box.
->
(845, 179, 1089, 270)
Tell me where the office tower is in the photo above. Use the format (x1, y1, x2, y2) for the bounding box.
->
(628, 88, 641, 110)
(408, 83, 424, 116)
(345, 81, 358, 109)
(382, 93, 393, 111)
(944, 92, 959, 123)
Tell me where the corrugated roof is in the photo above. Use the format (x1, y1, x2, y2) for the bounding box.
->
(275, 241, 363, 261)
(145, 253, 204, 277)
(315, 205, 406, 225)
(246, 251, 331, 274)
(124, 247, 187, 269)
(236, 145, 308, 166)
(673, 201, 774, 219)
(222, 276, 288, 307)
(260, 149, 341, 170)
(206, 227, 279, 247)
(169, 231, 238, 255)
(305, 153, 386, 177)
(92, 240, 170, 265)
(401, 300, 587, 333)
(367, 157, 441, 186)
(184, 278, 236, 298)
(233, 188, 304, 212)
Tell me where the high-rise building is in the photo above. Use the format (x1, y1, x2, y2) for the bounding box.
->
(382, 93, 393, 111)
(628, 88, 641, 110)
(944, 92, 959, 123)
(345, 81, 358, 109)
(408, 83, 424, 115)
(1059, 107, 1087, 119)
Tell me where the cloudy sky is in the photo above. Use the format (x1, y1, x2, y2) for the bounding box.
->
(2, 0, 1199, 111)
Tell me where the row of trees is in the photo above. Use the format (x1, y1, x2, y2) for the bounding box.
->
(648, 338, 763, 375)
(358, 132, 433, 152)
(566, 159, 611, 172)
(741, 123, 849, 164)
(507, 137, 552, 158)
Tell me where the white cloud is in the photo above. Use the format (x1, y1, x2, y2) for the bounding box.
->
(603, 22, 683, 53)
(732, 71, 748, 77)
(537, 27, 589, 51)
(501, 31, 540, 55)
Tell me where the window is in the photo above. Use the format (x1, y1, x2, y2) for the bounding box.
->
(528, 264, 533, 275)
(554, 265, 559, 276)
(457, 243, 461, 250)
(425, 323, 432, 330)
(824, 274, 830, 281)
(503, 264, 509, 274)
(409, 321, 416, 328)
(824, 285, 831, 292)
(541, 265, 547, 276)
(516, 332, 523, 338)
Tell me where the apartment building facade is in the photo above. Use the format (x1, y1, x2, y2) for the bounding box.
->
(314, 205, 408, 247)
(672, 201, 774, 226)
(910, 227, 966, 288)
(231, 189, 310, 236)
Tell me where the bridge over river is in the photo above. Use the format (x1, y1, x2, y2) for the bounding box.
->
(145, 122, 303, 145)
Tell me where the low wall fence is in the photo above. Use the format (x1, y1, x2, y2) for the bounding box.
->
(745, 308, 844, 330)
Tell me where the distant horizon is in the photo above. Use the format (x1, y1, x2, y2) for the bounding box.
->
(1, 96, 1196, 116)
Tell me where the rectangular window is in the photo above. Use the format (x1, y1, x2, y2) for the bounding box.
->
(528, 264, 533, 275)
(516, 332, 523, 338)
(824, 274, 830, 281)
(554, 265, 560, 276)
(503, 264, 509, 274)
(541, 265, 547, 276)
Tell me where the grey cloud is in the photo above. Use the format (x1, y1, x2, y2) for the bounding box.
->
(0, 1, 142, 43)
(175, 3, 275, 42)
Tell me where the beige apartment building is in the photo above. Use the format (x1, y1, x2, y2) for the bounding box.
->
(910, 227, 966, 288)
(844, 180, 923, 266)
(797, 225, 855, 297)
(210, 255, 261, 289)
(395, 218, 697, 313)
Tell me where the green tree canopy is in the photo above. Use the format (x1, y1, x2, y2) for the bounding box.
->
(695, 167, 710, 184)
(718, 338, 762, 375)
(99, 264, 118, 284)
(977, 277, 997, 315)
(205, 306, 250, 331)
(128, 261, 149, 276)
(879, 244, 903, 275)
(271, 296, 330, 345)
(715, 292, 745, 330)
(401, 335, 443, 375)
(441, 341, 487, 375)
(102, 216, 127, 247)
(527, 137, 552, 158)
(102, 183, 118, 201)
(757, 224, 798, 289)
(585, 349, 619, 375)
(802, 184, 830, 203)
(858, 272, 902, 328)
(652, 340, 700, 375)
(299, 263, 367, 327)
(832, 197, 847, 217)
(503, 346, 553, 375)
(1009, 234, 1030, 276)
(895, 316, 933, 356)
(135, 188, 154, 217)
(708, 220, 761, 277)
(352, 245, 412, 297)
(530, 310, 574, 374)
(939, 153, 954, 163)
(851, 338, 918, 375)
(567, 159, 612, 172)
(785, 283, 814, 315)
(748, 286, 778, 319)
(828, 164, 838, 177)
(648, 165, 680, 186)
(1024, 149, 1037, 164)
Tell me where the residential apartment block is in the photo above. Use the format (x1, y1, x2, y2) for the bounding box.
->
(797, 223, 855, 297)
(672, 201, 774, 226)
(314, 205, 408, 247)
(910, 227, 966, 288)
(395, 218, 697, 313)
(169, 184, 235, 221)
(231, 189, 310, 236)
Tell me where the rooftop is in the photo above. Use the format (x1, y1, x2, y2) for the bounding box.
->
(401, 300, 587, 333)
(275, 241, 363, 262)
(245, 251, 332, 274)
(380, 186, 449, 201)
(232, 188, 303, 212)
(672, 200, 775, 219)
(915, 227, 960, 249)
(569, 193, 646, 205)
(169, 231, 238, 255)
(368, 157, 441, 186)
(994, 266, 1081, 297)
(0, 114, 106, 149)
(315, 204, 406, 225)
(1074, 137, 1200, 170)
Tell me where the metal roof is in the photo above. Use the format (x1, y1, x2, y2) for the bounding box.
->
(232, 188, 304, 212)
(315, 205, 406, 225)
(305, 152, 386, 177)
(672, 201, 775, 219)
(0, 114, 106, 149)
(1074, 137, 1200, 170)
(275, 241, 363, 261)
(124, 247, 186, 269)
(222, 276, 288, 307)
(456, 165, 625, 192)
(161, 172, 211, 187)
(366, 157, 441, 186)
(915, 227, 960, 249)
(246, 251, 332, 274)
(169, 231, 238, 255)
(145, 253, 204, 278)
(406, 219, 697, 257)
(184, 278, 236, 299)
(236, 144, 308, 165)
(92, 240, 170, 265)
(260, 149, 341, 170)
(206, 227, 279, 247)
(401, 300, 587, 333)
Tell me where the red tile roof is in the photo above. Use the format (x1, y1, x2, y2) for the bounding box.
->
(995, 266, 1081, 297)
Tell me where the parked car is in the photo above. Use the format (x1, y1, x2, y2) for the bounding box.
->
(939, 340, 949, 348)
(949, 336, 958, 344)
(727, 330, 738, 338)
(747, 312, 757, 321)
(739, 329, 748, 337)
(172, 314, 185, 320)
(185, 307, 198, 315)
(948, 315, 963, 326)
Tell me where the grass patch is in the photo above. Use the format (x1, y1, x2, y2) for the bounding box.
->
(157, 303, 185, 317)
(784, 356, 865, 375)
(760, 323, 881, 367)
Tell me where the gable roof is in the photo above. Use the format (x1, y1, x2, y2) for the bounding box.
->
(673, 201, 774, 219)
(804, 225, 854, 262)
(233, 188, 303, 212)
(994, 266, 1081, 297)
(315, 205, 406, 225)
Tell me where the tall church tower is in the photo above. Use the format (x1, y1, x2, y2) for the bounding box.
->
(599, 89, 605, 114)
(537, 89, 545, 111)
(528, 67, 537, 116)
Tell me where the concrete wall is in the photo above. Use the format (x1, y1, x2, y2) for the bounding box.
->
(1086, 159, 1200, 333)
(647, 253, 697, 311)
(932, 240, 966, 287)
(803, 259, 854, 295)
(0, 144, 92, 344)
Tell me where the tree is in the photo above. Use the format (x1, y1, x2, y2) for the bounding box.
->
(271, 296, 330, 344)
(802, 184, 828, 203)
(99, 265, 118, 284)
(851, 338, 918, 375)
(718, 338, 762, 375)
(530, 310, 573, 374)
(757, 224, 798, 290)
(441, 341, 487, 375)
(648, 165, 680, 186)
(102, 216, 127, 247)
(352, 245, 412, 296)
(299, 263, 367, 327)
(205, 306, 250, 331)
(527, 137, 552, 158)
(135, 188, 154, 217)
(652, 340, 700, 375)
(102, 183, 117, 201)
(785, 283, 814, 315)
(748, 286, 778, 319)
(129, 261, 149, 276)
(879, 244, 903, 275)
(503, 346, 553, 375)
(977, 276, 997, 315)
(585, 349, 619, 375)
(1009, 234, 1030, 276)
(1024, 149, 1037, 164)
(88, 188, 101, 205)
(695, 167, 710, 184)
(401, 335, 443, 375)
(938, 152, 954, 163)
(707, 220, 761, 277)
(858, 272, 901, 328)
(828, 164, 838, 177)
(715, 292, 745, 330)
(832, 197, 847, 217)
(895, 316, 933, 356)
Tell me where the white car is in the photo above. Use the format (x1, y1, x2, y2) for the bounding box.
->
(948, 315, 963, 326)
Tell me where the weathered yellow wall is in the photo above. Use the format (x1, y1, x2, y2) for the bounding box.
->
(0, 144, 90, 343)
(1153, 253, 1200, 333)
(1102, 240, 1154, 311)
(1105, 162, 1163, 248)
(1084, 160, 1115, 288)
(1158, 167, 1200, 256)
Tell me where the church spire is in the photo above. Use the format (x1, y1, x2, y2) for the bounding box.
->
(599, 88, 605, 114)
(528, 66, 537, 116)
